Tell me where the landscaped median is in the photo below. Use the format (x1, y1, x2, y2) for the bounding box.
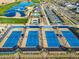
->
(0, 18, 28, 24)
(32, 0, 40, 3)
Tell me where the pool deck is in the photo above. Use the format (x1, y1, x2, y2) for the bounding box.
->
(60, 28, 69, 31)
(60, 28, 74, 48)
(42, 28, 54, 48)
(21, 28, 29, 47)
(42, 28, 47, 48)
(17, 28, 24, 47)
(54, 28, 70, 48)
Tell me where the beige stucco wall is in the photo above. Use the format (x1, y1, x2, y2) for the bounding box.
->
(0, 0, 17, 4)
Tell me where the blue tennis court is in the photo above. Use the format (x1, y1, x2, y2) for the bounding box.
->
(62, 31, 79, 48)
(45, 31, 60, 48)
(26, 31, 39, 48)
(3, 31, 22, 48)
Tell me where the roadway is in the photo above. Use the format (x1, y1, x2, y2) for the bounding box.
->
(44, 6, 64, 25)
(50, 0, 79, 25)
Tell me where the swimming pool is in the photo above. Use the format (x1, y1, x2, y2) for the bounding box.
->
(4, 10, 16, 17)
(26, 31, 39, 48)
(4, 2, 33, 17)
(62, 31, 79, 48)
(3, 31, 22, 48)
(45, 31, 60, 48)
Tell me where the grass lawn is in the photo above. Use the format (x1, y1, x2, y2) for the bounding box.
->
(32, 0, 40, 3)
(0, 18, 28, 24)
(66, 0, 78, 2)
(0, 0, 40, 15)
(0, 2, 20, 16)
